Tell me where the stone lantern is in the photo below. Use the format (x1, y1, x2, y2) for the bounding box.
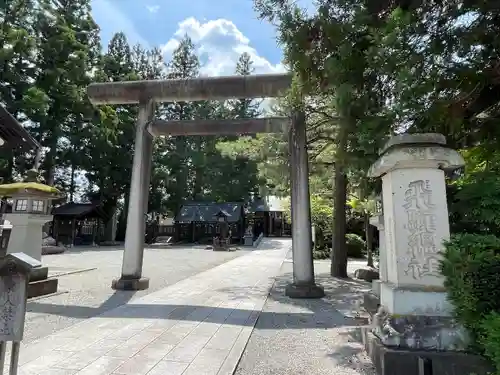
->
(213, 209, 231, 251)
(0, 170, 63, 262)
(0, 169, 64, 297)
(214, 209, 230, 235)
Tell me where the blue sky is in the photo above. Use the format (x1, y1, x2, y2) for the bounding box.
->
(90, 0, 299, 76)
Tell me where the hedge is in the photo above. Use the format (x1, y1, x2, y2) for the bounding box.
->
(441, 233, 500, 371)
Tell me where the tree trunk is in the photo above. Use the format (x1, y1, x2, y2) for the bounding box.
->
(192, 140, 203, 200)
(44, 143, 57, 185)
(330, 123, 349, 278)
(330, 168, 348, 277)
(69, 163, 76, 202)
(116, 190, 130, 241)
(103, 207, 117, 241)
(365, 212, 374, 267)
(193, 168, 203, 200)
(5, 155, 14, 183)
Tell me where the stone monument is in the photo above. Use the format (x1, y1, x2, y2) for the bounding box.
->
(0, 169, 64, 297)
(361, 134, 492, 374)
(0, 252, 42, 373)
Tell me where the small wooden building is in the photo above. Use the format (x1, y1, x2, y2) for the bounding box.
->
(52, 202, 109, 246)
(250, 196, 288, 237)
(174, 202, 246, 244)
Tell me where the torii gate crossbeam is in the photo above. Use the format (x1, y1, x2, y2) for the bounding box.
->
(87, 73, 324, 299)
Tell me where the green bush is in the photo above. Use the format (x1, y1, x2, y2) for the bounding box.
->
(447, 153, 500, 236)
(346, 233, 365, 258)
(480, 312, 500, 373)
(441, 233, 500, 352)
(313, 248, 331, 260)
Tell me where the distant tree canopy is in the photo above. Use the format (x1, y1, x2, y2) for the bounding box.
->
(0, 0, 267, 241)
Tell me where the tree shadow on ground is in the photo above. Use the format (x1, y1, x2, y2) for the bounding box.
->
(27, 272, 370, 331)
(216, 271, 371, 320)
(28, 268, 371, 329)
(27, 290, 138, 319)
(228, 270, 376, 374)
(27, 299, 362, 329)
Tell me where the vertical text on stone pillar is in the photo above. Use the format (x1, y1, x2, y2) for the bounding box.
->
(403, 179, 441, 280)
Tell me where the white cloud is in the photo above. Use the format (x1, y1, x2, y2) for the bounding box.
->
(92, 0, 150, 49)
(146, 5, 160, 13)
(160, 17, 286, 77)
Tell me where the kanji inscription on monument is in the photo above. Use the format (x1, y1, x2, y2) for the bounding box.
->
(403, 179, 441, 280)
(0, 273, 27, 342)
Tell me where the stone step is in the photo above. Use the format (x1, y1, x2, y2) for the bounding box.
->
(29, 266, 48, 282)
(28, 277, 58, 298)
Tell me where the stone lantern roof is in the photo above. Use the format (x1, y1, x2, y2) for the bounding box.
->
(0, 169, 63, 199)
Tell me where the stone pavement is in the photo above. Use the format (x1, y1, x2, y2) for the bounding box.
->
(25, 245, 245, 343)
(8, 238, 289, 375)
(235, 259, 376, 375)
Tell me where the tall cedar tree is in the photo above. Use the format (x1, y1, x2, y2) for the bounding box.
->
(0, 0, 40, 181)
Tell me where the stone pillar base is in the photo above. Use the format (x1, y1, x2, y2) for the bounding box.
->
(380, 282, 453, 316)
(362, 329, 493, 375)
(243, 236, 253, 246)
(112, 276, 150, 291)
(363, 291, 380, 316)
(372, 280, 381, 296)
(30, 266, 49, 282)
(361, 292, 487, 375)
(372, 307, 469, 351)
(285, 282, 325, 299)
(28, 266, 58, 298)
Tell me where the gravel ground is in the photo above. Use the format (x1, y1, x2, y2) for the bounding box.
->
(24, 245, 248, 343)
(235, 259, 376, 375)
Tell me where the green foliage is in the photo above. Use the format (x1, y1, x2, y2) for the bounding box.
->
(0, 0, 40, 181)
(0, 2, 268, 242)
(448, 148, 500, 236)
(479, 312, 500, 374)
(346, 233, 365, 258)
(313, 248, 331, 260)
(281, 194, 334, 251)
(449, 170, 500, 236)
(216, 97, 290, 197)
(254, 0, 394, 277)
(347, 196, 377, 216)
(310, 195, 333, 250)
(441, 234, 500, 352)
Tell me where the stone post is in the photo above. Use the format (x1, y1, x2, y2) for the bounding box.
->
(367, 133, 466, 350)
(369, 213, 385, 296)
(111, 99, 155, 291)
(285, 110, 324, 299)
(110, 211, 118, 243)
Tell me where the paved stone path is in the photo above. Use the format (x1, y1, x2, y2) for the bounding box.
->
(25, 245, 245, 343)
(235, 259, 376, 375)
(10, 238, 289, 375)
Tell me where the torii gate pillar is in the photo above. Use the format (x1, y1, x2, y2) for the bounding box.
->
(112, 99, 154, 290)
(286, 110, 324, 298)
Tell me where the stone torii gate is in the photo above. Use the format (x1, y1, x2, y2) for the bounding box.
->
(87, 73, 324, 299)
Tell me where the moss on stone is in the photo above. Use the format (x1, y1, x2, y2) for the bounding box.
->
(0, 182, 62, 197)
